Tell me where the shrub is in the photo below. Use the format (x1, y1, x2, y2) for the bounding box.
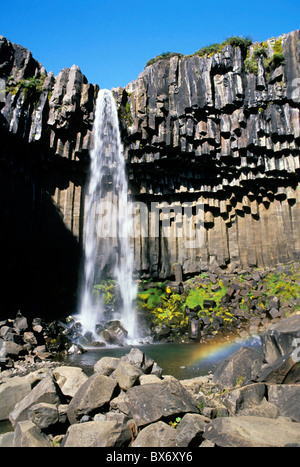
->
(145, 52, 183, 68)
(267, 52, 285, 72)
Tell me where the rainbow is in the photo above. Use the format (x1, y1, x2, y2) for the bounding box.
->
(188, 336, 242, 367)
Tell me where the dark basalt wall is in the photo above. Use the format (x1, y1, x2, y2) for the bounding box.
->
(0, 31, 299, 317)
(116, 30, 300, 277)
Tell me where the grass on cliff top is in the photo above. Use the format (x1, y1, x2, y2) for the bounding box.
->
(145, 36, 252, 68)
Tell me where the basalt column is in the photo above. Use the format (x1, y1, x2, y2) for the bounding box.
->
(115, 30, 300, 278)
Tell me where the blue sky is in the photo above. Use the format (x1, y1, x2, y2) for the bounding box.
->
(0, 0, 299, 89)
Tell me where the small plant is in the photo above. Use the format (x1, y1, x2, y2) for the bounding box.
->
(6, 74, 46, 103)
(145, 52, 183, 68)
(169, 417, 182, 428)
(93, 279, 117, 306)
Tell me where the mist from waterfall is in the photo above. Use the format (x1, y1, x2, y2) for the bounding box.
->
(77, 89, 138, 341)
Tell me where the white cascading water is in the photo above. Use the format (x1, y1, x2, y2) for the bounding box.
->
(77, 89, 138, 341)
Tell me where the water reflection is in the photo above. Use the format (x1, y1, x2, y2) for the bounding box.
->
(60, 340, 255, 380)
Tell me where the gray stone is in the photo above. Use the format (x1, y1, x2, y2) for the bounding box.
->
(212, 346, 264, 389)
(67, 373, 117, 424)
(27, 402, 59, 429)
(114, 361, 143, 390)
(237, 399, 279, 418)
(53, 365, 88, 397)
(175, 413, 210, 447)
(139, 374, 162, 385)
(267, 384, 300, 422)
(9, 376, 61, 427)
(0, 376, 31, 421)
(13, 420, 53, 447)
(62, 420, 131, 447)
(132, 421, 177, 447)
(257, 354, 300, 384)
(121, 347, 154, 373)
(203, 416, 300, 447)
(261, 314, 300, 364)
(221, 383, 266, 415)
(93, 356, 120, 376)
(123, 378, 199, 427)
(0, 431, 14, 447)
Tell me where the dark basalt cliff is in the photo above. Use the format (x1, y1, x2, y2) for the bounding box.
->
(0, 31, 299, 317)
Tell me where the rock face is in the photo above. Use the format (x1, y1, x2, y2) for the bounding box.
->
(0, 36, 96, 318)
(0, 31, 300, 317)
(117, 30, 300, 278)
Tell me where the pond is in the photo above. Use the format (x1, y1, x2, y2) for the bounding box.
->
(60, 336, 261, 380)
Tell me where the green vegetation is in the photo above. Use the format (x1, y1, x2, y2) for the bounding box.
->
(137, 263, 300, 339)
(244, 37, 284, 76)
(118, 100, 133, 127)
(6, 74, 46, 101)
(169, 417, 182, 429)
(138, 275, 236, 334)
(145, 52, 183, 68)
(145, 36, 252, 67)
(93, 280, 117, 306)
(263, 265, 300, 311)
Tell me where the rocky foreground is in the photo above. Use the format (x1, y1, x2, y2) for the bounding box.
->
(0, 314, 300, 447)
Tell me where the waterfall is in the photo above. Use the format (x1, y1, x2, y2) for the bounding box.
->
(77, 89, 138, 342)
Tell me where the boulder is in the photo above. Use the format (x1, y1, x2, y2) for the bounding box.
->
(122, 378, 199, 427)
(114, 361, 143, 390)
(105, 321, 128, 345)
(121, 347, 154, 373)
(257, 353, 300, 384)
(132, 421, 177, 447)
(13, 420, 53, 447)
(236, 398, 279, 419)
(175, 413, 210, 447)
(13, 312, 28, 334)
(27, 402, 59, 430)
(203, 416, 300, 447)
(67, 373, 117, 424)
(62, 420, 131, 447)
(94, 356, 120, 376)
(0, 432, 14, 447)
(0, 376, 31, 421)
(139, 374, 162, 385)
(221, 383, 266, 416)
(261, 314, 300, 364)
(9, 376, 61, 427)
(267, 384, 300, 422)
(212, 346, 264, 388)
(53, 366, 88, 398)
